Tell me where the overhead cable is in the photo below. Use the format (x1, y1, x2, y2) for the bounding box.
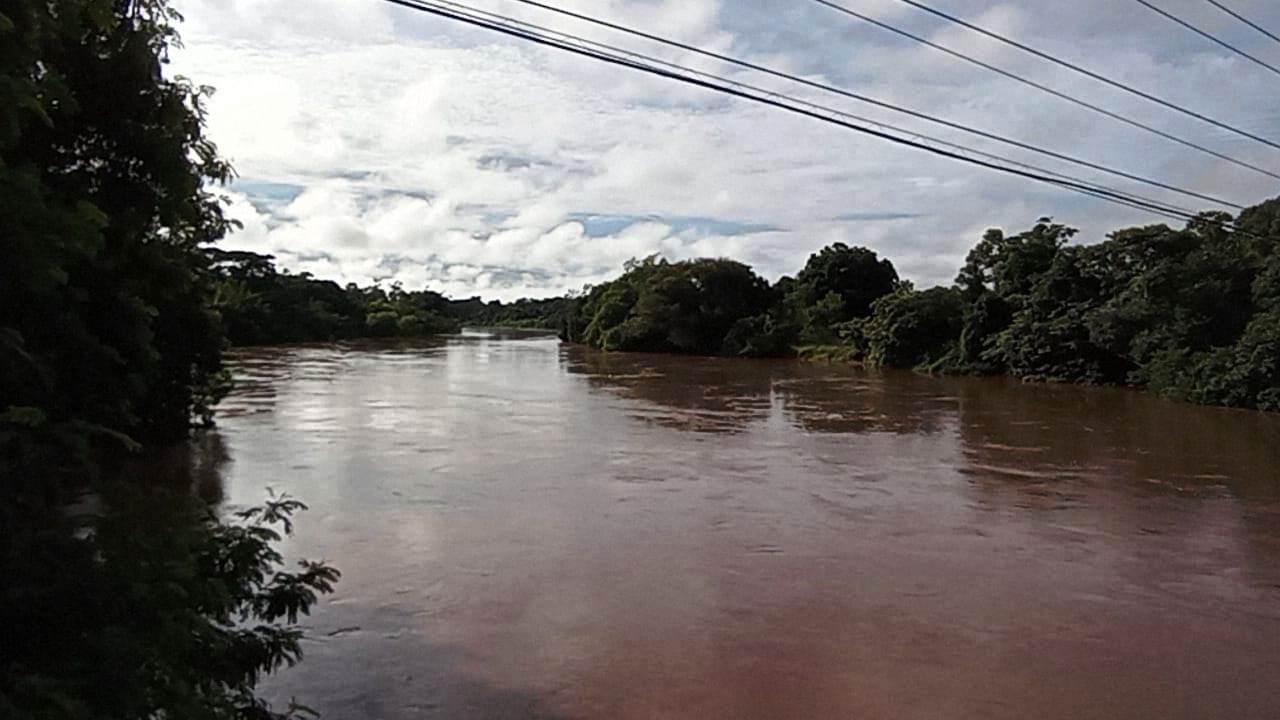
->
(807, 0, 1280, 180)
(488, 0, 1255, 204)
(429, 0, 1210, 221)
(1135, 0, 1280, 77)
(888, 0, 1280, 151)
(378, 0, 1238, 228)
(1204, 0, 1280, 46)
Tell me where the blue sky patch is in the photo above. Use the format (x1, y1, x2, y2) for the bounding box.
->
(567, 213, 782, 238)
(232, 179, 305, 214)
(832, 212, 925, 222)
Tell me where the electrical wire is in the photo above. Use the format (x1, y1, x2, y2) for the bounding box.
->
(887, 0, 1280, 151)
(1204, 0, 1280, 46)
(429, 0, 1210, 221)
(379, 0, 1235, 229)
(808, 0, 1280, 180)
(486, 0, 1254, 205)
(1135, 0, 1280, 77)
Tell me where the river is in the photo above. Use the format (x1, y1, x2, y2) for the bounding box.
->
(197, 330, 1280, 719)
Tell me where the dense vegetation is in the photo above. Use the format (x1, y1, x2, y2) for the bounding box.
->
(562, 205, 1280, 412)
(453, 294, 574, 330)
(1, 1, 336, 718)
(210, 249, 571, 345)
(562, 256, 777, 355)
(211, 249, 459, 344)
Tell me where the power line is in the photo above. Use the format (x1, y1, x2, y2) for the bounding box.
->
(1204, 0, 1280, 47)
(431, 0, 1207, 221)
(807, 0, 1280, 180)
(1135, 0, 1280, 77)
(478, 0, 1250, 207)
(889, 0, 1280, 151)
(382, 0, 1258, 238)
(378, 0, 1230, 227)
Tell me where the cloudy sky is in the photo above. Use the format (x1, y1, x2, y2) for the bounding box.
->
(170, 0, 1280, 300)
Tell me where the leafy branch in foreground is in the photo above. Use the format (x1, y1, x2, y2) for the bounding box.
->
(2, 490, 339, 720)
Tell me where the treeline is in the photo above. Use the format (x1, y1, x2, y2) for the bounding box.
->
(452, 295, 573, 330)
(210, 201, 1280, 412)
(211, 249, 459, 344)
(211, 249, 571, 345)
(2, 2, 334, 719)
(562, 201, 1280, 412)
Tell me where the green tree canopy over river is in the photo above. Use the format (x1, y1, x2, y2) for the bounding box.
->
(563, 207, 1280, 412)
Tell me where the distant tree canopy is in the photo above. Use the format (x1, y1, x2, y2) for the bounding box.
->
(560, 202, 1280, 412)
(210, 249, 458, 345)
(563, 256, 776, 356)
(208, 249, 574, 346)
(445, 294, 573, 332)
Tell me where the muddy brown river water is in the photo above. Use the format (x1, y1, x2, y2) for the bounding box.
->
(203, 330, 1280, 719)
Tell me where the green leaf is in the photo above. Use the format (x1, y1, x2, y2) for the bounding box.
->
(1, 406, 48, 427)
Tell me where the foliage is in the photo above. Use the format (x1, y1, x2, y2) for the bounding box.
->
(1, 2, 337, 718)
(3, 491, 338, 720)
(864, 285, 963, 369)
(210, 250, 459, 345)
(794, 243, 899, 320)
(951, 291, 1012, 375)
(722, 310, 799, 358)
(562, 207, 1280, 411)
(791, 288, 849, 346)
(994, 244, 1132, 383)
(1, 0, 233, 452)
(210, 250, 582, 345)
(796, 343, 863, 364)
(956, 221, 1071, 302)
(448, 295, 573, 331)
(1087, 222, 1254, 376)
(564, 256, 776, 355)
(948, 212, 1278, 406)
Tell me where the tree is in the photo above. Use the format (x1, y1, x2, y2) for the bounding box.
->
(2, 2, 337, 717)
(1088, 222, 1256, 374)
(794, 244, 899, 321)
(864, 285, 964, 369)
(555, 199, 1280, 412)
(1111, 224, 1280, 409)
(566, 257, 776, 356)
(209, 250, 460, 346)
(956, 221, 1071, 302)
(950, 220, 1074, 375)
(3, 492, 338, 720)
(995, 245, 1132, 383)
(1, 0, 235, 451)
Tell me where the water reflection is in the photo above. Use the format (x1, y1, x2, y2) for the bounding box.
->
(282, 621, 574, 719)
(954, 376, 1280, 499)
(201, 336, 1280, 720)
(564, 347, 957, 436)
(772, 364, 954, 435)
(129, 431, 231, 503)
(564, 349, 774, 433)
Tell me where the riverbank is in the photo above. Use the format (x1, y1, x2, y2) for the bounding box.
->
(557, 213, 1280, 412)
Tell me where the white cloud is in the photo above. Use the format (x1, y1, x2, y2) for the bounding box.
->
(173, 0, 1280, 300)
